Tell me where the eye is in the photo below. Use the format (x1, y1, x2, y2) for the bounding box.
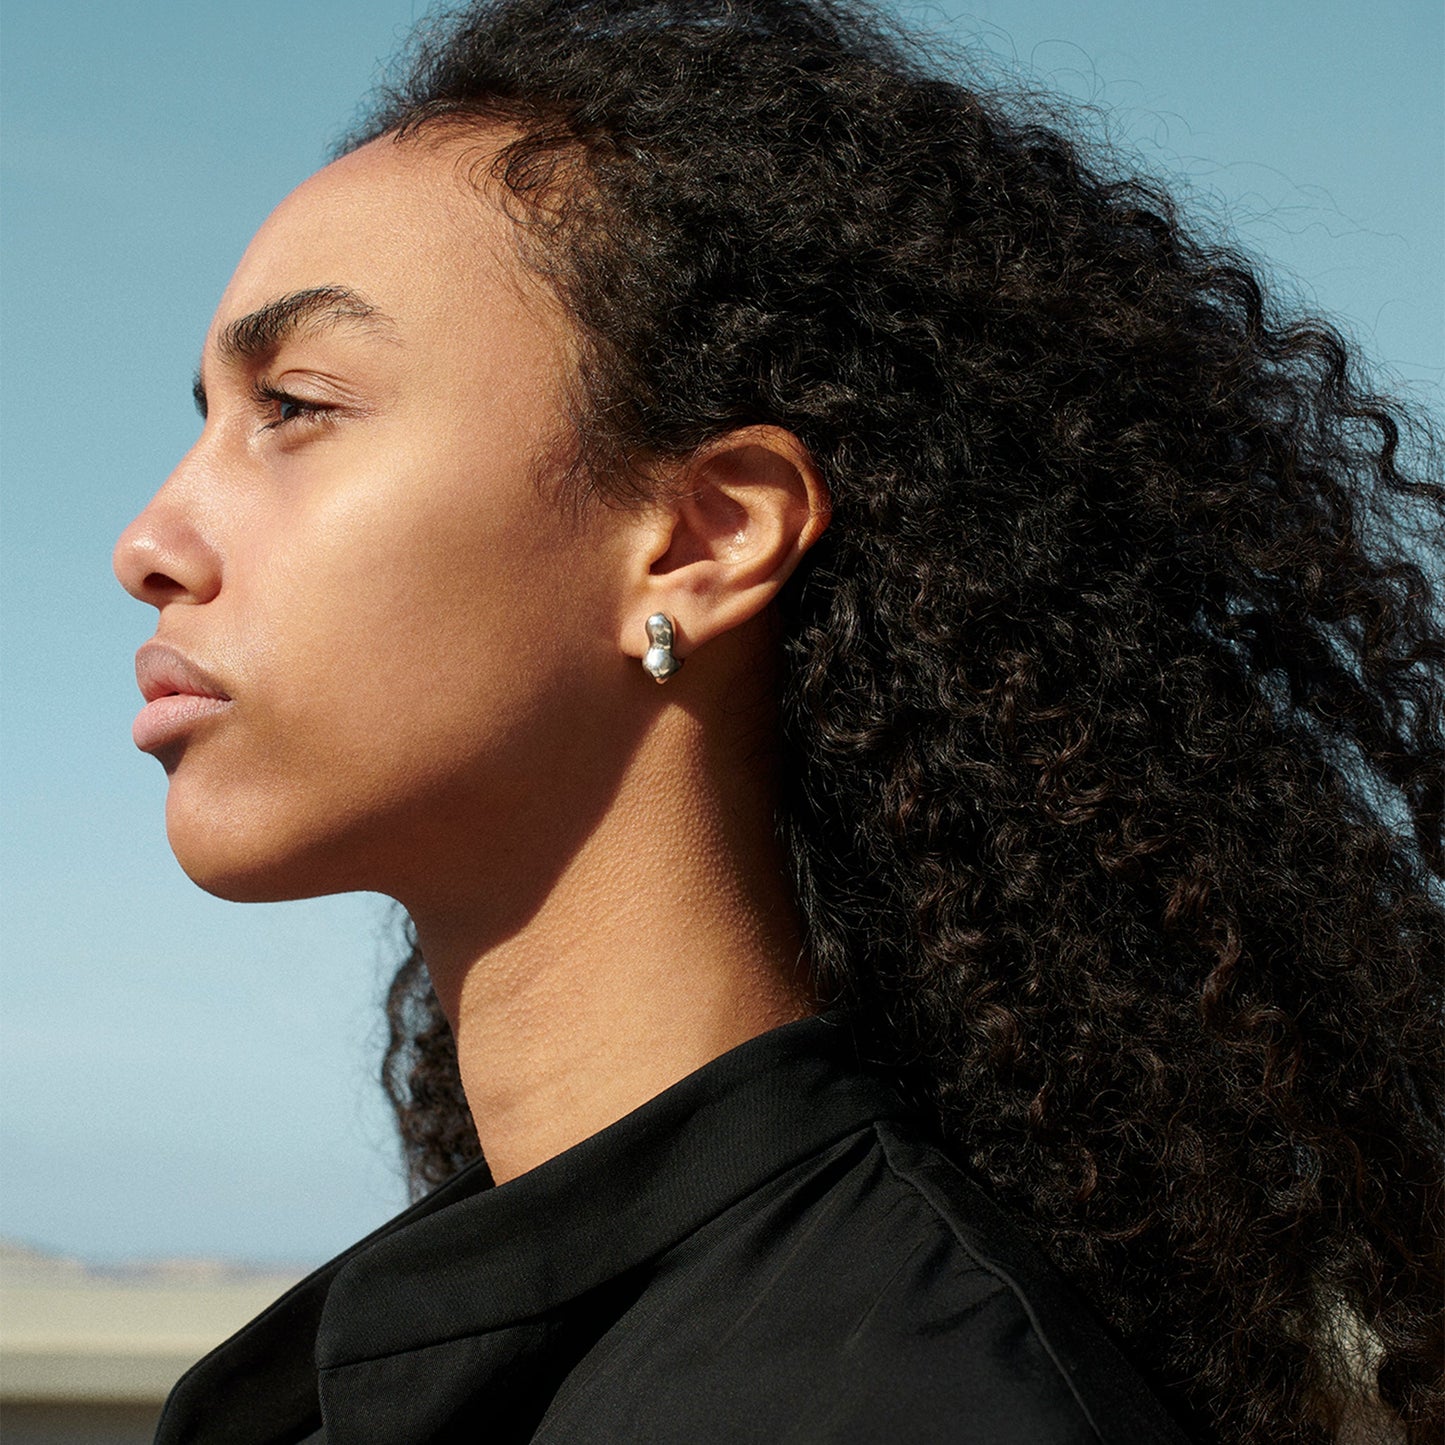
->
(253, 379, 334, 432)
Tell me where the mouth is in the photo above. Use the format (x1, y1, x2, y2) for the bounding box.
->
(132, 642, 234, 756)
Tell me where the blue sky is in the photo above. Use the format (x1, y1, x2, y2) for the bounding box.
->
(2, 1, 1440, 1266)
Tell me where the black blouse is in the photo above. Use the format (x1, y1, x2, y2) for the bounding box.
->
(155, 1015, 1188, 1443)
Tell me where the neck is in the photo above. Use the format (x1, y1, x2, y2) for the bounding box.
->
(406, 704, 815, 1186)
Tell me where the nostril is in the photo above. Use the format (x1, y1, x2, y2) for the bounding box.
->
(143, 571, 187, 599)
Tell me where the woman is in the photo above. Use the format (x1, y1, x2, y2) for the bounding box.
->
(114, 0, 1442, 1440)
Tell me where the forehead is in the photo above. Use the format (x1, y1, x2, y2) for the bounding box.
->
(209, 133, 554, 353)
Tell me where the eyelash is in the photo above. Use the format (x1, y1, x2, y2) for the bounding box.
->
(253, 380, 334, 432)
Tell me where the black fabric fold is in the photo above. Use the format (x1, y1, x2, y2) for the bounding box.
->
(316, 1014, 900, 1367)
(153, 1013, 1188, 1445)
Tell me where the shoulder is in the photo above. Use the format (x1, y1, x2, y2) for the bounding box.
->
(847, 1118, 1188, 1444)
(539, 1117, 1187, 1444)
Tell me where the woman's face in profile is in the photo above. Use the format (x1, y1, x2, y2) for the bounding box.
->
(114, 137, 633, 905)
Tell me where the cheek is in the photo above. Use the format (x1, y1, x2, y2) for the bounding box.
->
(242, 452, 608, 801)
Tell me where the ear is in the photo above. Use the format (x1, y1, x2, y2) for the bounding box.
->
(618, 426, 830, 665)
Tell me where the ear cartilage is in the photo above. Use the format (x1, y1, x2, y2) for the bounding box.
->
(642, 613, 683, 682)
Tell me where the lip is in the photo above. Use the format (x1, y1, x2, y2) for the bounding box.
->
(132, 641, 234, 754)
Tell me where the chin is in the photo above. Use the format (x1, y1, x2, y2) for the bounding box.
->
(164, 790, 361, 905)
(183, 863, 327, 905)
(172, 842, 338, 905)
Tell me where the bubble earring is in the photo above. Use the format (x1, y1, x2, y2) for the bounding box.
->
(642, 613, 683, 682)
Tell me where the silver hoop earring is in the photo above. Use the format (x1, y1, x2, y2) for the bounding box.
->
(642, 613, 683, 683)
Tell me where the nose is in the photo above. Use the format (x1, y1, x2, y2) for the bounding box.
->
(113, 460, 223, 609)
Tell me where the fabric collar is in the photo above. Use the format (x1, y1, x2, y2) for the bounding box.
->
(156, 1013, 904, 1442)
(317, 1012, 904, 1366)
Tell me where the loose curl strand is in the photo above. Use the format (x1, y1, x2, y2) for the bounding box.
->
(360, 2, 1444, 1440)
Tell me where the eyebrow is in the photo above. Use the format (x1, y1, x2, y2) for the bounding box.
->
(192, 286, 396, 416)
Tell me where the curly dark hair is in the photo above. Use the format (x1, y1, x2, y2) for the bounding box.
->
(351, 1, 1444, 1439)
